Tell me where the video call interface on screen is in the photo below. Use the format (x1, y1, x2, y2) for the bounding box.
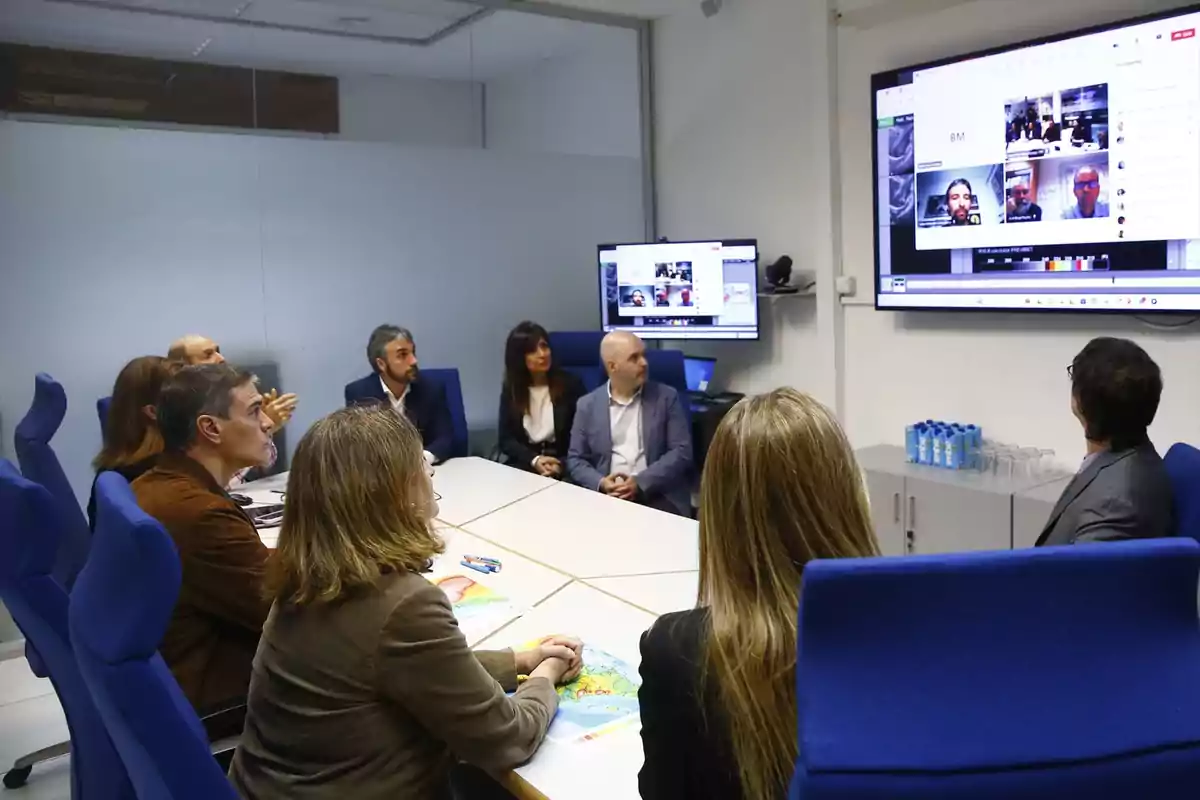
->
(874, 7, 1200, 311)
(599, 240, 759, 340)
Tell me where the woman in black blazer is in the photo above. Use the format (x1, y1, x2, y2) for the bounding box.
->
(638, 388, 881, 800)
(497, 321, 585, 478)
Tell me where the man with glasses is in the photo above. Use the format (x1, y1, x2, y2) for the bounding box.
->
(1036, 337, 1173, 546)
(1061, 165, 1108, 220)
(131, 363, 273, 735)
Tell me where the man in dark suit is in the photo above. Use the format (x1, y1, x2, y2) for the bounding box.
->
(567, 331, 693, 516)
(1037, 337, 1174, 546)
(344, 325, 454, 464)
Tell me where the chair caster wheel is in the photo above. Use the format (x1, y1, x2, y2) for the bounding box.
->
(3, 765, 32, 789)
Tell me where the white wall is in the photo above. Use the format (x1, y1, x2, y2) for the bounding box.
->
(653, 0, 1200, 466)
(485, 27, 642, 159)
(0, 120, 644, 510)
(653, 0, 837, 403)
(836, 0, 1200, 464)
(339, 74, 484, 148)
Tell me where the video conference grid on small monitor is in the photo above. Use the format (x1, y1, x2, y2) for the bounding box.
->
(599, 240, 759, 340)
(873, 6, 1200, 312)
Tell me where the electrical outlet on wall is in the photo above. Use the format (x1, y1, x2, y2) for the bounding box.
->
(835, 275, 857, 296)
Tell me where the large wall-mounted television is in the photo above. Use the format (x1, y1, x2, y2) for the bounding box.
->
(873, 5, 1200, 313)
(599, 239, 759, 340)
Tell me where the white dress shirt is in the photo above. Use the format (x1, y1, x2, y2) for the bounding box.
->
(380, 376, 435, 465)
(524, 386, 555, 445)
(608, 382, 647, 477)
(379, 376, 410, 416)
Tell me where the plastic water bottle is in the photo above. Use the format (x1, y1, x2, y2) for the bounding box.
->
(905, 424, 919, 463)
(932, 427, 946, 468)
(947, 429, 965, 470)
(918, 426, 932, 465)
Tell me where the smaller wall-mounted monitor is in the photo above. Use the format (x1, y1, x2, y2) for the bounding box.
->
(599, 239, 759, 340)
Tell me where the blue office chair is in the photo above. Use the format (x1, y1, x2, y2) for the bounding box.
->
(790, 539, 1200, 799)
(14, 374, 91, 591)
(645, 348, 688, 399)
(422, 368, 469, 459)
(1164, 443, 1200, 541)
(96, 396, 112, 441)
(0, 460, 134, 796)
(69, 473, 239, 800)
(548, 331, 605, 391)
(10, 373, 89, 786)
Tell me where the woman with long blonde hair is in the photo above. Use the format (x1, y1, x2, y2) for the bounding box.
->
(637, 388, 880, 800)
(230, 406, 583, 800)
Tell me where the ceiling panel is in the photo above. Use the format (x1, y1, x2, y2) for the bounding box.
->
(240, 0, 477, 40)
(534, 0, 690, 18)
(311, 0, 485, 22)
(0, 0, 634, 81)
(40, 0, 482, 41)
(0, 0, 223, 59)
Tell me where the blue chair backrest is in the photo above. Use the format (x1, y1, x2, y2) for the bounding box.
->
(0, 460, 134, 800)
(1164, 443, 1200, 541)
(422, 368, 468, 459)
(548, 330, 604, 367)
(791, 540, 1200, 799)
(97, 396, 112, 441)
(69, 473, 238, 800)
(645, 349, 688, 400)
(548, 331, 606, 392)
(14, 373, 91, 591)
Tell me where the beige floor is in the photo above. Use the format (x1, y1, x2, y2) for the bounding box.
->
(0, 653, 71, 800)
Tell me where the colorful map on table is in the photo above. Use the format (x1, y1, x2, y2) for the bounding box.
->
(540, 645, 642, 743)
(433, 575, 523, 647)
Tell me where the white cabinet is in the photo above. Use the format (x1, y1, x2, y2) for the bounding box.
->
(864, 469, 906, 556)
(858, 445, 1061, 556)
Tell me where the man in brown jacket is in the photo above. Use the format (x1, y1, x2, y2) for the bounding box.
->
(132, 363, 274, 724)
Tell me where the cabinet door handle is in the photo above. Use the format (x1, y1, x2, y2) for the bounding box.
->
(892, 492, 900, 524)
(908, 495, 916, 529)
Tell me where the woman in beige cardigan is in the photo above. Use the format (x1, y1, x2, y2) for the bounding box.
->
(229, 405, 582, 799)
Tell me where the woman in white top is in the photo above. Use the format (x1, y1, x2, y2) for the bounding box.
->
(497, 321, 585, 477)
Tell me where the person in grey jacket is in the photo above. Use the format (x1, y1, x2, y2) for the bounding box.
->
(1037, 337, 1174, 546)
(567, 331, 693, 517)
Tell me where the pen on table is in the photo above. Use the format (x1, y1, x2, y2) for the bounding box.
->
(460, 560, 495, 575)
(464, 555, 502, 569)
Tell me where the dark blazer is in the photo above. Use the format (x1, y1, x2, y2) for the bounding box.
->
(229, 569, 557, 800)
(131, 453, 270, 714)
(639, 609, 742, 800)
(344, 373, 455, 464)
(497, 372, 585, 470)
(567, 381, 693, 516)
(1036, 443, 1175, 547)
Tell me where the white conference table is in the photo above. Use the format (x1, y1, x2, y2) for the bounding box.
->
(240, 457, 699, 800)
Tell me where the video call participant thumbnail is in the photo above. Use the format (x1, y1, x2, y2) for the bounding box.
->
(943, 178, 979, 227)
(1062, 166, 1108, 220)
(1007, 179, 1042, 223)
